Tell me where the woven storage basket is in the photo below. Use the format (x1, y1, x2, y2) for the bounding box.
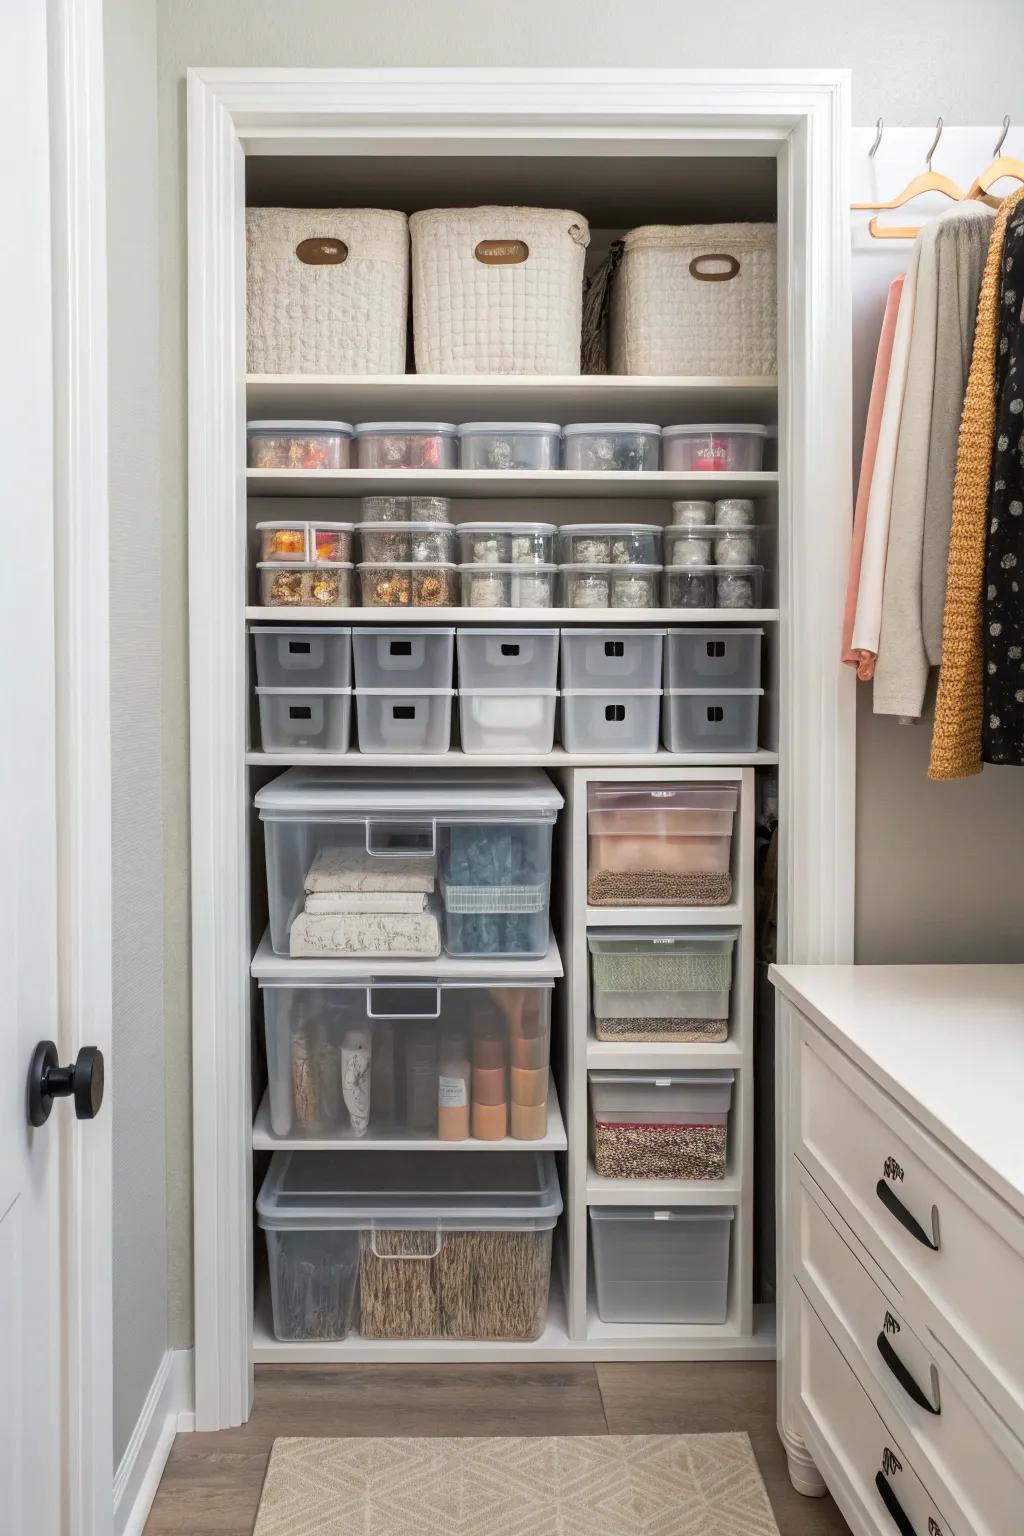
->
(610, 223, 777, 377)
(410, 206, 590, 374)
(246, 208, 409, 375)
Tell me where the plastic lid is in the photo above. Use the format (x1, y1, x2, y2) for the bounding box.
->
(458, 563, 557, 574)
(587, 782, 739, 810)
(256, 520, 307, 530)
(357, 687, 455, 697)
(257, 561, 353, 570)
(459, 688, 558, 698)
(457, 422, 561, 435)
(588, 927, 739, 949)
(309, 521, 355, 531)
(590, 1206, 734, 1224)
(666, 687, 764, 697)
(458, 626, 559, 637)
(560, 628, 666, 638)
(665, 564, 764, 575)
(356, 626, 456, 637)
(562, 688, 661, 697)
(256, 1149, 562, 1232)
(247, 420, 353, 432)
(252, 626, 353, 636)
(358, 521, 456, 533)
(562, 422, 661, 435)
(355, 421, 457, 434)
(662, 423, 768, 437)
(666, 526, 762, 538)
(560, 563, 661, 574)
(255, 766, 564, 816)
(591, 1071, 735, 1087)
(559, 524, 661, 535)
(664, 627, 763, 637)
(458, 521, 558, 534)
(256, 686, 352, 696)
(357, 560, 456, 570)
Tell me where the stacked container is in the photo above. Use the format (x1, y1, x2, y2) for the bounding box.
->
(591, 1207, 733, 1324)
(662, 629, 763, 753)
(590, 1070, 734, 1181)
(352, 628, 455, 753)
(586, 782, 739, 907)
(254, 626, 353, 754)
(560, 629, 664, 754)
(457, 628, 559, 755)
(588, 928, 738, 1042)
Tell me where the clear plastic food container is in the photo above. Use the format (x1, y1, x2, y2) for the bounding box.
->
(257, 687, 353, 754)
(357, 522, 456, 565)
(590, 1207, 733, 1324)
(460, 564, 556, 610)
(259, 562, 353, 608)
(355, 689, 454, 755)
(588, 929, 738, 1042)
(258, 521, 308, 561)
(665, 526, 762, 567)
(559, 565, 660, 610)
(358, 562, 458, 608)
(458, 690, 558, 756)
(562, 423, 661, 472)
(713, 498, 756, 528)
(590, 1070, 734, 1180)
(253, 627, 353, 691)
(309, 523, 354, 562)
(557, 524, 661, 567)
(456, 523, 557, 566)
(456, 628, 559, 692)
(664, 628, 763, 691)
(256, 1148, 561, 1340)
(359, 495, 451, 524)
(662, 689, 763, 754)
(661, 424, 767, 473)
(586, 781, 739, 907)
(247, 420, 353, 470)
(662, 566, 764, 610)
(560, 629, 664, 691)
(354, 422, 458, 470)
(560, 691, 661, 755)
(457, 423, 561, 471)
(670, 500, 715, 527)
(352, 628, 454, 692)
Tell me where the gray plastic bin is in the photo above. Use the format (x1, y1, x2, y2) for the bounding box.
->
(590, 1207, 733, 1323)
(457, 628, 559, 691)
(257, 687, 352, 753)
(560, 629, 664, 691)
(253, 626, 352, 690)
(664, 628, 762, 690)
(355, 689, 454, 753)
(661, 689, 762, 753)
(352, 627, 454, 691)
(561, 690, 661, 754)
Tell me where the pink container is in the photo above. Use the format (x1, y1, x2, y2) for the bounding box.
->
(587, 783, 739, 907)
(662, 423, 766, 473)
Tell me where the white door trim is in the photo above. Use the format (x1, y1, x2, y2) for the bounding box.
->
(185, 66, 855, 1430)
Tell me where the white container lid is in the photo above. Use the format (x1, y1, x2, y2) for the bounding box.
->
(592, 1070, 735, 1087)
(356, 687, 455, 698)
(256, 520, 307, 529)
(665, 564, 764, 576)
(588, 928, 739, 950)
(256, 1149, 563, 1232)
(459, 688, 558, 698)
(664, 627, 763, 636)
(256, 766, 564, 816)
(252, 625, 353, 636)
(247, 420, 353, 433)
(358, 521, 456, 534)
(357, 560, 457, 570)
(591, 1206, 734, 1224)
(357, 626, 456, 637)
(459, 562, 557, 574)
(309, 521, 355, 531)
(562, 422, 661, 435)
(662, 423, 768, 437)
(560, 563, 661, 575)
(559, 523, 662, 535)
(562, 688, 661, 698)
(666, 688, 764, 697)
(560, 627, 667, 638)
(457, 422, 561, 435)
(257, 561, 353, 571)
(666, 526, 763, 538)
(588, 783, 738, 811)
(458, 626, 559, 637)
(355, 421, 457, 434)
(458, 521, 558, 534)
(256, 686, 352, 696)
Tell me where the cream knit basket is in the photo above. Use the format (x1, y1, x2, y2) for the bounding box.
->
(610, 223, 777, 377)
(410, 206, 590, 375)
(246, 208, 409, 375)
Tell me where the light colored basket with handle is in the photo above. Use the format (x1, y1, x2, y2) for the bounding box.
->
(410, 206, 590, 375)
(246, 208, 409, 375)
(610, 223, 777, 377)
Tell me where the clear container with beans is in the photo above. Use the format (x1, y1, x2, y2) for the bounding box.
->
(258, 521, 309, 562)
(557, 524, 661, 566)
(247, 421, 353, 470)
(586, 781, 739, 907)
(308, 523, 354, 562)
(456, 523, 557, 566)
(663, 565, 764, 610)
(259, 562, 353, 608)
(559, 565, 660, 610)
(459, 564, 557, 610)
(588, 929, 738, 1043)
(590, 1071, 734, 1181)
(661, 423, 767, 473)
(354, 422, 458, 470)
(359, 495, 452, 524)
(664, 526, 762, 568)
(357, 522, 456, 565)
(358, 562, 457, 608)
(561, 423, 661, 472)
(457, 423, 561, 471)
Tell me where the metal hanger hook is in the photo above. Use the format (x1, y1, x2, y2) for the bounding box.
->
(869, 118, 884, 157)
(925, 117, 944, 171)
(994, 115, 1011, 157)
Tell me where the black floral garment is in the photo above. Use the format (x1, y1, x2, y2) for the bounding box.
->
(983, 207, 1024, 764)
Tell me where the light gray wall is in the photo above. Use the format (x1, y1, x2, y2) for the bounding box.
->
(106, 0, 168, 1462)
(153, 0, 1024, 1343)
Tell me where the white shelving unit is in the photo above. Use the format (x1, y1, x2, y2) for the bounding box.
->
(247, 467, 779, 499)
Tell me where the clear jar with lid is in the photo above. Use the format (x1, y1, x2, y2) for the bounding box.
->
(459, 564, 557, 610)
(663, 566, 764, 610)
(558, 524, 661, 566)
(714, 498, 756, 528)
(359, 495, 451, 524)
(354, 422, 458, 470)
(670, 500, 714, 527)
(457, 423, 561, 471)
(664, 526, 762, 568)
(259, 562, 353, 608)
(247, 421, 353, 470)
(356, 522, 456, 565)
(562, 423, 661, 472)
(358, 562, 458, 607)
(456, 523, 557, 566)
(560, 565, 660, 610)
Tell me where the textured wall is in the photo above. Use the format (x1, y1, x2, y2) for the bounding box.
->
(154, 0, 1024, 1343)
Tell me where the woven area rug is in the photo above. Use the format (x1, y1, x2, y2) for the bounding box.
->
(252, 1433, 781, 1535)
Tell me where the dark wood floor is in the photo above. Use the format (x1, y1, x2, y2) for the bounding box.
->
(144, 1362, 849, 1534)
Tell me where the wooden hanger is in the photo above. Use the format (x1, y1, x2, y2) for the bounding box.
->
(851, 118, 965, 239)
(967, 117, 1024, 202)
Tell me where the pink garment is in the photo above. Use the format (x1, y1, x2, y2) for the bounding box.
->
(842, 274, 905, 674)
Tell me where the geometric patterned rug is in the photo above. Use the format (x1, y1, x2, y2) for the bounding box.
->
(253, 1434, 781, 1534)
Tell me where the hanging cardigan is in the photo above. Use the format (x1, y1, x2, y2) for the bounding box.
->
(982, 205, 1024, 765)
(929, 187, 1024, 779)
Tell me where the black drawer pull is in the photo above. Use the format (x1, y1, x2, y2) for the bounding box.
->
(875, 1180, 940, 1251)
(876, 1471, 918, 1536)
(876, 1333, 940, 1415)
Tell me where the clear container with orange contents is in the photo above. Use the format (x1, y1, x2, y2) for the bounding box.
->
(586, 781, 739, 906)
(258, 521, 309, 562)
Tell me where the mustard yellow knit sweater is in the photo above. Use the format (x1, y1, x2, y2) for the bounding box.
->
(929, 187, 1024, 779)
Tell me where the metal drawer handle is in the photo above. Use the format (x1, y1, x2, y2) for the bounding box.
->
(876, 1333, 940, 1415)
(875, 1180, 940, 1251)
(875, 1471, 918, 1536)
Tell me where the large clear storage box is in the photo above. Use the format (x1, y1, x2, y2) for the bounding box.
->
(586, 782, 739, 906)
(587, 928, 738, 1042)
(560, 628, 664, 691)
(590, 1070, 734, 1181)
(253, 626, 353, 690)
(590, 1207, 733, 1323)
(663, 628, 763, 690)
(456, 628, 559, 691)
(352, 627, 454, 691)
(257, 688, 352, 753)
(661, 690, 762, 753)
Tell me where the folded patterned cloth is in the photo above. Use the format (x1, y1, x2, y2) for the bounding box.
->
(304, 844, 437, 896)
(304, 890, 428, 916)
(289, 908, 442, 959)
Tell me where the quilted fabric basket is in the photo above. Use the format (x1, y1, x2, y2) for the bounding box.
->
(246, 208, 409, 375)
(609, 223, 777, 376)
(410, 206, 590, 374)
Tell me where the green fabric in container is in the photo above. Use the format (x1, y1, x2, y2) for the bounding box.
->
(591, 950, 731, 994)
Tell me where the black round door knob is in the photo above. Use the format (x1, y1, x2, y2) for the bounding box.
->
(27, 1041, 105, 1127)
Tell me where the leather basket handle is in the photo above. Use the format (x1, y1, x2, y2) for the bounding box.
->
(689, 253, 741, 282)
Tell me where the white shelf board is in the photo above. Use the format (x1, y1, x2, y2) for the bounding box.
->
(252, 1079, 567, 1153)
(586, 1161, 742, 1207)
(584, 1299, 776, 1355)
(246, 468, 779, 499)
(251, 926, 563, 981)
(586, 904, 744, 927)
(246, 748, 780, 768)
(586, 1039, 744, 1071)
(245, 607, 780, 626)
(246, 372, 779, 425)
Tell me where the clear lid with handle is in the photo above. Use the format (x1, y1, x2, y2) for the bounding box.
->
(256, 767, 564, 821)
(588, 929, 739, 954)
(587, 783, 739, 813)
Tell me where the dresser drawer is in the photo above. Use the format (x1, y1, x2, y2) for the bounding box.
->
(795, 1024, 1024, 1434)
(798, 1288, 957, 1536)
(797, 1167, 1024, 1536)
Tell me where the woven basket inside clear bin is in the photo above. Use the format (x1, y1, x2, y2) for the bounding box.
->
(591, 950, 730, 993)
(441, 881, 546, 914)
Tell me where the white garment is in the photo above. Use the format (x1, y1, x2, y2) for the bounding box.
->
(289, 908, 441, 959)
(304, 844, 436, 896)
(304, 890, 428, 915)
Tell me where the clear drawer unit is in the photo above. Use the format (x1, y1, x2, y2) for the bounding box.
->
(589, 1070, 734, 1181)
(586, 782, 739, 906)
(560, 628, 665, 692)
(587, 928, 738, 1042)
(352, 628, 455, 692)
(257, 688, 353, 754)
(590, 1207, 734, 1324)
(663, 628, 763, 691)
(260, 977, 554, 1143)
(257, 1149, 562, 1342)
(255, 769, 563, 959)
(253, 627, 353, 691)
(661, 690, 763, 753)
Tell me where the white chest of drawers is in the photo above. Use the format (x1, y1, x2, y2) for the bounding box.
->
(770, 964, 1024, 1536)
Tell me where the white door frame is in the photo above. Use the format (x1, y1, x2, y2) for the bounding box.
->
(186, 66, 855, 1431)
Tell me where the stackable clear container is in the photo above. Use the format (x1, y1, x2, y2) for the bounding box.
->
(457, 628, 559, 691)
(557, 524, 661, 566)
(663, 566, 764, 610)
(457, 423, 561, 471)
(560, 565, 660, 610)
(586, 782, 739, 907)
(259, 562, 353, 608)
(714, 498, 756, 528)
(664, 526, 762, 568)
(664, 629, 763, 691)
(253, 627, 353, 690)
(560, 629, 664, 691)
(256, 1148, 562, 1341)
(358, 562, 458, 607)
(670, 500, 715, 527)
(460, 564, 556, 610)
(589, 1070, 734, 1180)
(459, 690, 558, 756)
(354, 422, 458, 470)
(258, 521, 309, 561)
(255, 768, 563, 957)
(590, 1207, 733, 1324)
(359, 495, 452, 524)
(309, 523, 354, 562)
(355, 690, 454, 755)
(247, 420, 353, 470)
(357, 522, 456, 565)
(560, 691, 661, 755)
(661, 423, 767, 472)
(352, 628, 454, 691)
(587, 929, 738, 1042)
(257, 688, 353, 754)
(562, 423, 661, 471)
(456, 523, 557, 566)
(662, 690, 763, 753)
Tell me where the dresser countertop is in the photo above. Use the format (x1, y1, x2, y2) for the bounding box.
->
(770, 964, 1024, 1221)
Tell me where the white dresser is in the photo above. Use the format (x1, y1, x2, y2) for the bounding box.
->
(769, 964, 1024, 1536)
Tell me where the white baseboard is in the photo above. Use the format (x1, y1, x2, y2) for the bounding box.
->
(113, 1348, 194, 1536)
